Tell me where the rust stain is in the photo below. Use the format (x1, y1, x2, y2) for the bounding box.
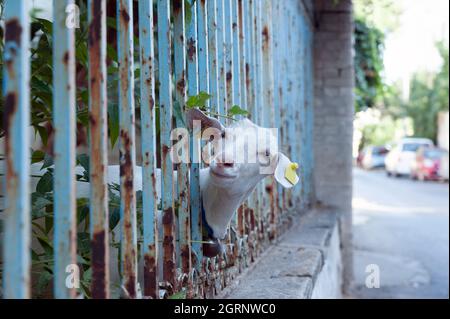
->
(144, 251, 157, 298)
(245, 63, 250, 89)
(88, 0, 102, 47)
(4, 93, 17, 139)
(63, 51, 70, 65)
(5, 18, 22, 44)
(226, 71, 232, 82)
(187, 38, 196, 61)
(91, 230, 109, 299)
(176, 71, 186, 95)
(262, 26, 270, 51)
(173, 0, 183, 15)
(4, 93, 18, 181)
(162, 205, 175, 286)
(162, 207, 174, 225)
(120, 8, 130, 25)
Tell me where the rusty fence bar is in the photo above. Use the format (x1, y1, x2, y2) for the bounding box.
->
(216, 0, 227, 117)
(2, 0, 31, 299)
(138, 0, 159, 299)
(173, 0, 192, 284)
(117, 0, 138, 298)
(157, 0, 176, 290)
(53, 0, 77, 299)
(88, 0, 110, 299)
(207, 0, 219, 115)
(186, 0, 203, 280)
(1, 0, 315, 299)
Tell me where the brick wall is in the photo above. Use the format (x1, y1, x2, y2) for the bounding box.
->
(313, 0, 354, 292)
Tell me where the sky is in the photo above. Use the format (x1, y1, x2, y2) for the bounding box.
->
(383, 0, 449, 85)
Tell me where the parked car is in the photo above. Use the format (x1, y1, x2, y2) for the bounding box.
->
(411, 146, 448, 181)
(361, 145, 390, 170)
(385, 138, 434, 177)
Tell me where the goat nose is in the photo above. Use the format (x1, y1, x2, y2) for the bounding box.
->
(216, 161, 234, 168)
(215, 156, 235, 168)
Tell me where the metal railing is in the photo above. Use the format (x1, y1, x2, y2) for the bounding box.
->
(1, 0, 314, 299)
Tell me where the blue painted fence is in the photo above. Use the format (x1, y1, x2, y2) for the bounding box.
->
(1, 0, 314, 299)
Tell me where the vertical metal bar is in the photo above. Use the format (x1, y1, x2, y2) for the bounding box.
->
(117, 0, 137, 298)
(253, 0, 264, 246)
(173, 0, 192, 277)
(224, 0, 234, 119)
(216, 0, 227, 117)
(238, 0, 247, 112)
(245, 0, 258, 260)
(245, 0, 255, 119)
(207, 0, 219, 114)
(53, 0, 77, 299)
(88, 0, 110, 299)
(271, 0, 283, 215)
(279, 0, 289, 210)
(231, 0, 241, 109)
(186, 0, 203, 273)
(157, 0, 176, 288)
(197, 0, 209, 96)
(138, 0, 159, 299)
(261, 0, 277, 239)
(236, 0, 246, 243)
(2, 0, 31, 299)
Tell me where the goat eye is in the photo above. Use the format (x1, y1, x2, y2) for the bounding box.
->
(221, 131, 226, 138)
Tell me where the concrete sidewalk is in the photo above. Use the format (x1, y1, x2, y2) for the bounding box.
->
(218, 209, 343, 299)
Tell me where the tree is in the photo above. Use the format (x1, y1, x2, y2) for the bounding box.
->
(405, 42, 449, 142)
(354, 18, 385, 112)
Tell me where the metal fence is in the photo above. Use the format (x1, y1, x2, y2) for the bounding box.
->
(1, 0, 314, 299)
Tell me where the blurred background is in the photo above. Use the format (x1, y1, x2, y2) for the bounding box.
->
(351, 0, 449, 298)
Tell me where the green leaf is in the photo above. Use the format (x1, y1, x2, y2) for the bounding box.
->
(77, 154, 90, 177)
(108, 102, 120, 148)
(36, 171, 53, 194)
(184, 0, 193, 25)
(109, 207, 121, 231)
(36, 270, 53, 296)
(228, 105, 249, 117)
(168, 290, 187, 299)
(37, 236, 54, 256)
(77, 232, 91, 255)
(44, 214, 53, 233)
(186, 91, 211, 110)
(35, 125, 49, 146)
(31, 150, 45, 164)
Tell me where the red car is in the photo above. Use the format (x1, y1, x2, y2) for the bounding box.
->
(411, 147, 448, 181)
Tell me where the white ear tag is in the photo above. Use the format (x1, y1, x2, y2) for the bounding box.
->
(285, 162, 299, 185)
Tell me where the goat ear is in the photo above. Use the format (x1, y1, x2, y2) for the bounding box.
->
(274, 153, 299, 189)
(186, 108, 224, 131)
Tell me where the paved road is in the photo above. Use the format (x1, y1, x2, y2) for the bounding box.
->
(351, 168, 449, 299)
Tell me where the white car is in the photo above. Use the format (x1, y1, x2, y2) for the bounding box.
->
(385, 138, 434, 177)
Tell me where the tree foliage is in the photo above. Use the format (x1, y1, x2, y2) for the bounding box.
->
(404, 42, 449, 141)
(354, 17, 385, 112)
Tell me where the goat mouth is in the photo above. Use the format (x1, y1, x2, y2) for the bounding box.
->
(210, 170, 237, 179)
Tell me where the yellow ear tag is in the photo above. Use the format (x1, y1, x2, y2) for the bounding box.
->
(285, 162, 299, 185)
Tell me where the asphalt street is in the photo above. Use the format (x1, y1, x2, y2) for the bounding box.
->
(351, 168, 449, 298)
